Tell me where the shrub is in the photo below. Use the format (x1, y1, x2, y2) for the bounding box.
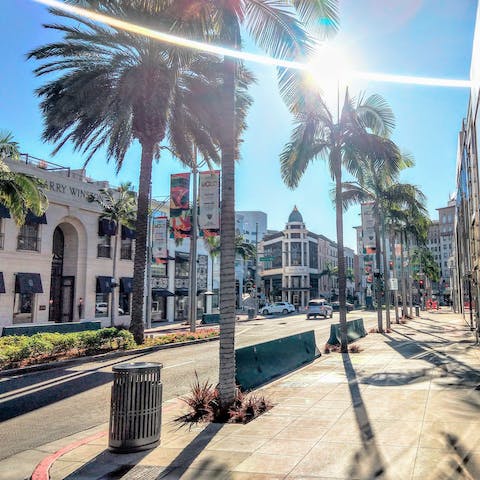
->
(177, 373, 273, 425)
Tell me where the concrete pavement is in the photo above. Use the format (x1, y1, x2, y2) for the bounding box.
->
(14, 310, 480, 479)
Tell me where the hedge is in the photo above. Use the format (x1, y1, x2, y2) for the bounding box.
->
(0, 328, 136, 370)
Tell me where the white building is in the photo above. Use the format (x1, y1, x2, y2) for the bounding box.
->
(0, 154, 215, 328)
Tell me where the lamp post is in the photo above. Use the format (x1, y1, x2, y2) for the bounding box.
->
(188, 158, 199, 333)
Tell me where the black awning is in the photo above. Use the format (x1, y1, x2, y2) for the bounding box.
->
(96, 276, 113, 293)
(15, 273, 43, 294)
(121, 225, 136, 239)
(25, 211, 47, 225)
(175, 288, 189, 296)
(120, 277, 133, 293)
(175, 252, 190, 262)
(98, 218, 117, 236)
(0, 204, 10, 219)
(0, 272, 5, 294)
(152, 289, 175, 297)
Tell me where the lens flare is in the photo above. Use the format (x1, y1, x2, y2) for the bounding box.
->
(33, 0, 472, 90)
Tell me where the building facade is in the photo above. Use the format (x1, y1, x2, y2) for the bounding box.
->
(260, 206, 351, 309)
(0, 154, 214, 328)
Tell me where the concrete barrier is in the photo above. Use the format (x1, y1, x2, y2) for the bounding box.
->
(326, 318, 367, 345)
(235, 330, 320, 391)
(201, 314, 220, 324)
(1, 321, 102, 337)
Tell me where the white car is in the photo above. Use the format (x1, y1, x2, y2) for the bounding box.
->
(261, 302, 296, 315)
(306, 299, 333, 319)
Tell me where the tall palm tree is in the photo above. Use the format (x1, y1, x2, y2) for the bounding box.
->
(281, 89, 399, 351)
(95, 182, 136, 327)
(28, 3, 252, 345)
(340, 157, 425, 330)
(0, 132, 48, 225)
(173, 0, 339, 406)
(411, 246, 440, 300)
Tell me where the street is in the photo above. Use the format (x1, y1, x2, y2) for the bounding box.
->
(0, 310, 380, 462)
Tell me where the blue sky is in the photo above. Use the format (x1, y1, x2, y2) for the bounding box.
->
(0, 0, 477, 250)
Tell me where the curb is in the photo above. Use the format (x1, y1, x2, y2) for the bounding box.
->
(30, 431, 107, 480)
(0, 335, 219, 378)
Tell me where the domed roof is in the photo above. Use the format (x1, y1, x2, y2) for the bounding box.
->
(288, 205, 303, 223)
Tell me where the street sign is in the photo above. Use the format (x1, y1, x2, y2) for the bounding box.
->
(259, 256, 274, 262)
(389, 278, 398, 291)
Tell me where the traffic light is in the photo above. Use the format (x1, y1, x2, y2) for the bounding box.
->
(389, 261, 393, 270)
(419, 279, 424, 289)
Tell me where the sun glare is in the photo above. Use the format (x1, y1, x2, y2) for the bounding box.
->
(33, 0, 472, 90)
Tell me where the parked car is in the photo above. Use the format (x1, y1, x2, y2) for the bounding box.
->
(95, 302, 125, 315)
(330, 301, 354, 312)
(261, 302, 295, 315)
(306, 299, 333, 319)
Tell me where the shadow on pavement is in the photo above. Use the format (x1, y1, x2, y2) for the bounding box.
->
(342, 352, 387, 479)
(0, 352, 151, 422)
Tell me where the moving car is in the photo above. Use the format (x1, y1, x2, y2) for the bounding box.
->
(306, 299, 333, 319)
(261, 302, 295, 315)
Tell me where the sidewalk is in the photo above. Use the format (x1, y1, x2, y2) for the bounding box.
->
(32, 310, 480, 479)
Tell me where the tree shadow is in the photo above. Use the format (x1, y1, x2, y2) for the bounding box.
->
(64, 423, 228, 479)
(0, 352, 150, 422)
(342, 353, 387, 479)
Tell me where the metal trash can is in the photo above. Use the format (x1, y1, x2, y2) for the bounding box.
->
(247, 308, 255, 319)
(415, 306, 420, 317)
(109, 362, 162, 453)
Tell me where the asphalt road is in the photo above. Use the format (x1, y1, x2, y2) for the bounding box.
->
(0, 310, 380, 461)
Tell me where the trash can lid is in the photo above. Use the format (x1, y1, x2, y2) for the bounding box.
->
(113, 362, 163, 372)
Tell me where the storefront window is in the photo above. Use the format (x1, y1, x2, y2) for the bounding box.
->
(13, 293, 34, 323)
(175, 259, 189, 277)
(119, 293, 131, 315)
(95, 293, 109, 317)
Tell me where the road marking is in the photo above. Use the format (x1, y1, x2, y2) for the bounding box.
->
(163, 361, 194, 370)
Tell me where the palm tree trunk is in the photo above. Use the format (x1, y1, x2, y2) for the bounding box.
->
(390, 231, 400, 324)
(131, 140, 154, 344)
(333, 151, 348, 353)
(374, 211, 383, 332)
(381, 215, 390, 330)
(401, 231, 408, 318)
(111, 230, 119, 328)
(218, 55, 237, 409)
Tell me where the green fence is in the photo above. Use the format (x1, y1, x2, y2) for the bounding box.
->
(326, 318, 367, 345)
(235, 330, 320, 391)
(1, 321, 102, 337)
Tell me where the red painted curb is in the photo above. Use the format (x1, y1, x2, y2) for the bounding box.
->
(31, 431, 107, 480)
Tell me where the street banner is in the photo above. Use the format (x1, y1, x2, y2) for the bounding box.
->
(199, 170, 220, 230)
(170, 173, 191, 238)
(361, 202, 376, 249)
(152, 216, 168, 260)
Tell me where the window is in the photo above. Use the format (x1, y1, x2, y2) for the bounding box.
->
(17, 224, 40, 251)
(290, 233, 301, 238)
(120, 237, 133, 260)
(175, 258, 189, 277)
(309, 241, 318, 269)
(14, 293, 34, 323)
(97, 235, 111, 258)
(291, 242, 302, 266)
(119, 293, 131, 315)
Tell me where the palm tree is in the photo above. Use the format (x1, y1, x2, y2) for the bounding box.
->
(281, 89, 399, 351)
(204, 234, 256, 260)
(95, 183, 136, 327)
(0, 132, 48, 225)
(411, 247, 440, 300)
(341, 157, 425, 330)
(172, 0, 339, 407)
(28, 3, 253, 345)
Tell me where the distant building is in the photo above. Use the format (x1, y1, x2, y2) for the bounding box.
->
(259, 206, 350, 309)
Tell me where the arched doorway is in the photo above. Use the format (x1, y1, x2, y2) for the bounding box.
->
(49, 226, 75, 322)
